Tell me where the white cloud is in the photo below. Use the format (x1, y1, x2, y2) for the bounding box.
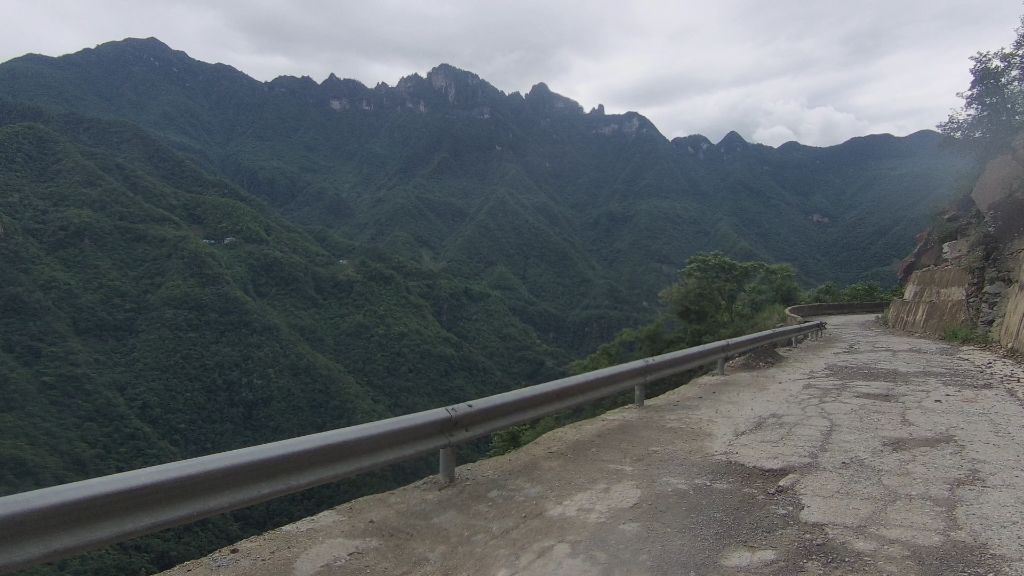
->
(751, 100, 872, 147)
(0, 0, 1022, 146)
(752, 125, 798, 147)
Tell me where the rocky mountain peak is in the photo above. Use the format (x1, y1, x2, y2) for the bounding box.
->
(395, 72, 424, 93)
(411, 64, 502, 107)
(672, 135, 718, 159)
(65, 37, 183, 70)
(717, 131, 748, 148)
(525, 82, 584, 117)
(426, 64, 481, 89)
(102, 36, 175, 56)
(716, 131, 750, 157)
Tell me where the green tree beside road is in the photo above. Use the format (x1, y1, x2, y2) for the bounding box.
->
(939, 15, 1024, 159)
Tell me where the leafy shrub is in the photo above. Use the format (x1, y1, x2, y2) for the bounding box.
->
(941, 325, 990, 345)
(803, 280, 901, 303)
(883, 284, 904, 300)
(842, 281, 883, 302)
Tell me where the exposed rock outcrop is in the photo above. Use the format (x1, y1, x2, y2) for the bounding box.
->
(524, 82, 584, 117)
(992, 243, 1024, 351)
(891, 140, 1024, 350)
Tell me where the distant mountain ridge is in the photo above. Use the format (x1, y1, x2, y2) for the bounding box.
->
(0, 37, 975, 352)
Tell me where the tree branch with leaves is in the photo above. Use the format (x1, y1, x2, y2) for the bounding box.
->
(939, 15, 1024, 160)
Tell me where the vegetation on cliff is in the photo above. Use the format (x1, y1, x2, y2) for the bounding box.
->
(801, 280, 902, 304)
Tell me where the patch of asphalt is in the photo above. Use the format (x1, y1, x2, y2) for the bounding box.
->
(160, 315, 1024, 576)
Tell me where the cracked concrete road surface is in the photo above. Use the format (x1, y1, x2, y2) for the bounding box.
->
(161, 315, 1024, 575)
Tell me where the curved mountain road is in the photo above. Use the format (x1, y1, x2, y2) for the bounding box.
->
(162, 315, 1024, 575)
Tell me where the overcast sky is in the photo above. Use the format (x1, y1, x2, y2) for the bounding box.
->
(1, 0, 1021, 146)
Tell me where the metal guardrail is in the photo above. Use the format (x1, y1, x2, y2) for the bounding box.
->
(0, 321, 824, 574)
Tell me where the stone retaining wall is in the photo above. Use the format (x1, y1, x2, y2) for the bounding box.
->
(993, 248, 1024, 351)
(888, 267, 970, 335)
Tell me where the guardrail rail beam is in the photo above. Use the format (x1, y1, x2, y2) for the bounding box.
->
(0, 320, 825, 575)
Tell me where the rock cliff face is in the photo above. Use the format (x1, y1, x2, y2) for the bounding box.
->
(996, 254, 1024, 351)
(972, 145, 1024, 351)
(889, 267, 970, 334)
(890, 141, 1024, 352)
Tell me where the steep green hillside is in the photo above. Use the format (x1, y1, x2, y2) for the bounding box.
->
(0, 99, 563, 574)
(0, 38, 974, 352)
(671, 130, 976, 284)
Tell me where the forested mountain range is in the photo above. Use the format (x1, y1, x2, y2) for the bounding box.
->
(0, 37, 975, 352)
(0, 37, 976, 574)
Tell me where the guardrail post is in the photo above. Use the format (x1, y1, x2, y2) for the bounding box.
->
(791, 336, 798, 348)
(439, 446, 456, 484)
(717, 357, 726, 375)
(634, 383, 645, 408)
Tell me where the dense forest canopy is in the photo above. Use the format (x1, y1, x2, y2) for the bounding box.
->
(0, 99, 564, 574)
